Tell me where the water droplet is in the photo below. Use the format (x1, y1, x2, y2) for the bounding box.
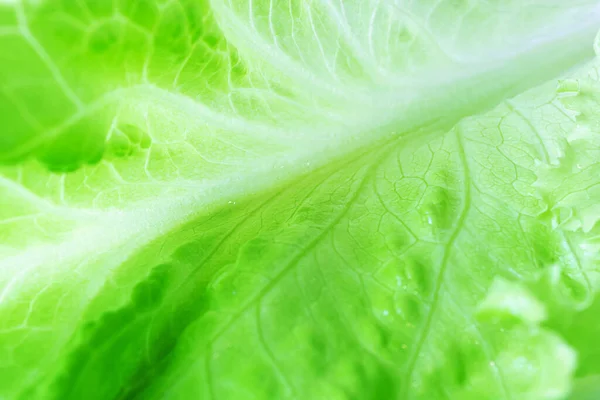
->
(382, 309, 389, 316)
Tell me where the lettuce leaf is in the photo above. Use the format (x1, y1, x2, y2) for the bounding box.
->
(2, 1, 600, 399)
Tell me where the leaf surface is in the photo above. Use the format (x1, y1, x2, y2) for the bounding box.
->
(2, 1, 600, 399)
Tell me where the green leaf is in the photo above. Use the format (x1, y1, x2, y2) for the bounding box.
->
(2, 1, 600, 399)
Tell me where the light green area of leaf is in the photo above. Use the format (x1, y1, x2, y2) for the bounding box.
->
(2, 0, 600, 399)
